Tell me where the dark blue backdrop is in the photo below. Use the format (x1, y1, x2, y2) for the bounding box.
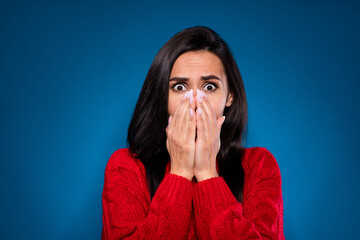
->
(1, 1, 359, 239)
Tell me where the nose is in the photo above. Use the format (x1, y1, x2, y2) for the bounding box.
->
(189, 88, 200, 96)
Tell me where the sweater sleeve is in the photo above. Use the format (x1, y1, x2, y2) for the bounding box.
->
(101, 149, 193, 240)
(193, 147, 284, 239)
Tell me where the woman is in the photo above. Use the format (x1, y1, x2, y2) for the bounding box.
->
(102, 26, 285, 239)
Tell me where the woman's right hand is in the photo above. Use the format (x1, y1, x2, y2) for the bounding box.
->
(166, 90, 196, 181)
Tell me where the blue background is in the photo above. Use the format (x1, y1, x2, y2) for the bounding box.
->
(1, 0, 359, 239)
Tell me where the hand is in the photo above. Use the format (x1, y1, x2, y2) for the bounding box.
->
(166, 90, 196, 181)
(194, 90, 225, 182)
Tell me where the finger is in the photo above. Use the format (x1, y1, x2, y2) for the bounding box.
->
(166, 115, 172, 136)
(180, 102, 192, 141)
(201, 104, 211, 141)
(196, 96, 212, 141)
(173, 92, 192, 141)
(199, 91, 216, 126)
(166, 138, 170, 152)
(180, 89, 194, 132)
(187, 89, 196, 141)
(171, 92, 189, 136)
(186, 108, 196, 143)
(166, 117, 173, 155)
(195, 89, 202, 109)
(196, 107, 206, 143)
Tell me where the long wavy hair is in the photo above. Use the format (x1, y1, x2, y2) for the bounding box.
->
(127, 26, 248, 202)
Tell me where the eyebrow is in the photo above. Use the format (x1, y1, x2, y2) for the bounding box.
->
(169, 75, 222, 82)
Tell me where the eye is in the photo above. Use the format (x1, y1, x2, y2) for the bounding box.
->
(203, 83, 217, 91)
(172, 83, 187, 92)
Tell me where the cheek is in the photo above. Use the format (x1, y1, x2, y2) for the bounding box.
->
(208, 97, 227, 118)
(168, 94, 181, 115)
(168, 103, 176, 116)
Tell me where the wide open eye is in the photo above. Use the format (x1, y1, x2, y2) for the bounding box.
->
(172, 83, 187, 92)
(203, 83, 217, 92)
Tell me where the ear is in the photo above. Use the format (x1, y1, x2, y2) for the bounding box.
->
(225, 92, 234, 107)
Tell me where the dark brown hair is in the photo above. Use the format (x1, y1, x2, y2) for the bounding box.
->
(127, 26, 248, 202)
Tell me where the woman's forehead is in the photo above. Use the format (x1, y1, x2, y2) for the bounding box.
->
(170, 51, 226, 80)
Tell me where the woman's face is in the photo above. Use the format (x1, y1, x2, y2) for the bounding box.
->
(168, 50, 233, 118)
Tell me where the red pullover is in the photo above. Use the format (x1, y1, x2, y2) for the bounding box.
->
(101, 147, 285, 239)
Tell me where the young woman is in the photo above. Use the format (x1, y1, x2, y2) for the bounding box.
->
(101, 26, 285, 239)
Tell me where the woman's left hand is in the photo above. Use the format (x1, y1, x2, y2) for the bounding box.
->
(194, 90, 225, 182)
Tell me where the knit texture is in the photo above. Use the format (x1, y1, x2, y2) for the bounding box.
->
(101, 147, 285, 239)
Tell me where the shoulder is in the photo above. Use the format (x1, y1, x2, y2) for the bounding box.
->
(242, 147, 281, 179)
(103, 148, 150, 202)
(104, 148, 146, 182)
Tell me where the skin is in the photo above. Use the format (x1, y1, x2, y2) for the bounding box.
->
(166, 50, 234, 182)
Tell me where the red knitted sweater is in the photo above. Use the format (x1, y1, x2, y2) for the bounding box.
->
(101, 147, 285, 239)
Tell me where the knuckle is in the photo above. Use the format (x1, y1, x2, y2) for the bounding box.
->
(168, 132, 174, 140)
(172, 137, 181, 146)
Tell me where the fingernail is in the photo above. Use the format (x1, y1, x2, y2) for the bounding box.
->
(187, 93, 192, 104)
(196, 95, 202, 103)
(189, 89, 193, 104)
(183, 91, 189, 100)
(196, 89, 201, 97)
(198, 107, 202, 115)
(168, 115, 172, 124)
(199, 90, 206, 98)
(190, 108, 193, 117)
